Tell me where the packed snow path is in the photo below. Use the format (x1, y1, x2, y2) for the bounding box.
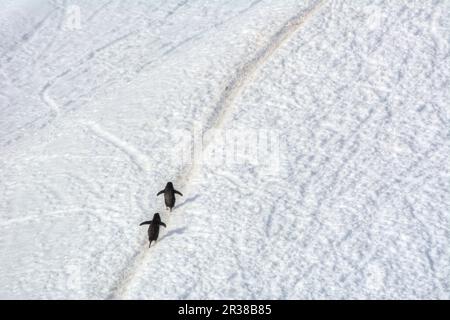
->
(0, 0, 449, 299)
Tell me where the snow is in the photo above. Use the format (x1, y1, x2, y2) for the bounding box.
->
(1, 0, 449, 299)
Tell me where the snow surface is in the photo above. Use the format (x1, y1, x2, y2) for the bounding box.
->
(0, 0, 449, 299)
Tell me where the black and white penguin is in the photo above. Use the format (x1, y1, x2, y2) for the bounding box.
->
(139, 213, 166, 247)
(157, 182, 183, 212)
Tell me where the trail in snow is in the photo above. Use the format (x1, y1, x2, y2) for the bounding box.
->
(86, 121, 152, 173)
(40, 83, 60, 117)
(179, 0, 326, 184)
(109, 0, 325, 299)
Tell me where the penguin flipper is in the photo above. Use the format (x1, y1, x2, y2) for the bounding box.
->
(140, 220, 152, 226)
(174, 190, 183, 196)
(159, 222, 167, 228)
(157, 190, 164, 196)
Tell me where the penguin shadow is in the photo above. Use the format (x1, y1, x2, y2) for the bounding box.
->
(174, 194, 200, 210)
(159, 226, 188, 242)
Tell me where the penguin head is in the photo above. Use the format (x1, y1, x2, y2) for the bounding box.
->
(153, 212, 161, 220)
(166, 182, 174, 189)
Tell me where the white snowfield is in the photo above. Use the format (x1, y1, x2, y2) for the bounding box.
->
(0, 0, 449, 299)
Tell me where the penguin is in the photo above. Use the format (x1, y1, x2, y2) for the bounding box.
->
(139, 213, 166, 247)
(157, 182, 183, 212)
